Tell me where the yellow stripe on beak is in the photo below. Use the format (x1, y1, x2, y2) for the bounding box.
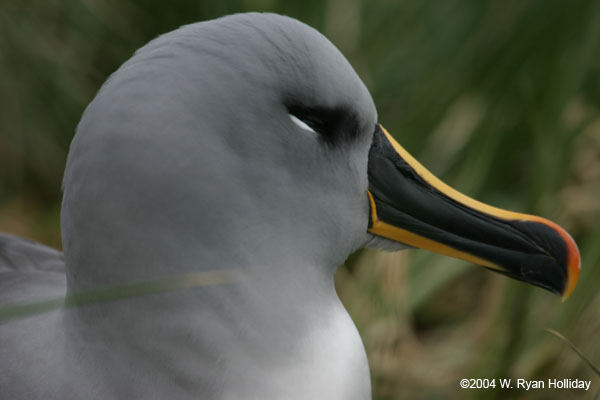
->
(367, 125, 580, 299)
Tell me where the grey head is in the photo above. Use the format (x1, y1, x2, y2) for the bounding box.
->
(62, 13, 377, 292)
(62, 10, 579, 304)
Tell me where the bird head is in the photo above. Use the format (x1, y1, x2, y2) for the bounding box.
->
(61, 13, 579, 299)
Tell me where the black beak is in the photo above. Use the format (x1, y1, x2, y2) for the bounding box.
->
(367, 124, 580, 299)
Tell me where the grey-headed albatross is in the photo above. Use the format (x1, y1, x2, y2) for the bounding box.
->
(0, 13, 580, 400)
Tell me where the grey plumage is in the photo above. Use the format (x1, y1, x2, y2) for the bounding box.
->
(0, 234, 65, 303)
(1, 13, 381, 399)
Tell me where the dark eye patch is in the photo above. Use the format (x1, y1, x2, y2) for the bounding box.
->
(287, 104, 360, 144)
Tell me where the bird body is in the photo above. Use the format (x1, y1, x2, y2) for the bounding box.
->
(1, 259, 369, 399)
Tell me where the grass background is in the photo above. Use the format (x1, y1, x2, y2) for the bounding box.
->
(1, 0, 599, 398)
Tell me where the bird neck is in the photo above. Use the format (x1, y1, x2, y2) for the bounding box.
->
(61, 261, 370, 399)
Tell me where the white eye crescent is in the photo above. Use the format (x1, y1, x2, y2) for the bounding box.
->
(289, 113, 317, 134)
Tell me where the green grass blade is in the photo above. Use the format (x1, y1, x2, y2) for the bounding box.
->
(546, 328, 600, 377)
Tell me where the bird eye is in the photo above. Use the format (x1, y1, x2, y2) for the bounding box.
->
(289, 113, 317, 134)
(287, 105, 358, 143)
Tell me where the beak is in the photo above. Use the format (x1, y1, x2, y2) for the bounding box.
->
(367, 124, 580, 299)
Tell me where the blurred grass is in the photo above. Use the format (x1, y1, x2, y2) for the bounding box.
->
(1, 0, 599, 399)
